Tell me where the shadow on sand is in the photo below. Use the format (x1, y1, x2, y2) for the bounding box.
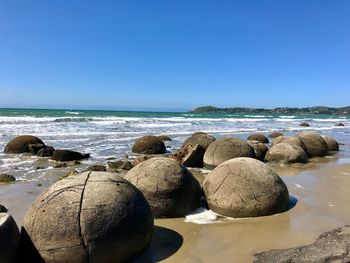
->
(131, 225, 184, 262)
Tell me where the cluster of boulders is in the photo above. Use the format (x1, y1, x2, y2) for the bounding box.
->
(0, 129, 342, 262)
(4, 135, 90, 162)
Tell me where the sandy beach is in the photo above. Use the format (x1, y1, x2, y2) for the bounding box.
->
(1, 144, 350, 262)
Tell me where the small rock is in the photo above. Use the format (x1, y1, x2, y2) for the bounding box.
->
(51, 149, 90, 162)
(37, 146, 55, 157)
(335, 122, 345, 126)
(300, 122, 310, 127)
(28, 143, 46, 155)
(54, 162, 67, 168)
(108, 160, 134, 170)
(87, 165, 107, 172)
(36, 183, 43, 187)
(247, 140, 269, 161)
(180, 144, 205, 168)
(0, 173, 16, 183)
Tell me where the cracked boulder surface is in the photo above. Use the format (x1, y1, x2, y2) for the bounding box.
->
(203, 137, 256, 169)
(254, 226, 350, 263)
(22, 172, 154, 263)
(247, 140, 269, 161)
(265, 142, 308, 164)
(124, 157, 202, 218)
(4, 135, 45, 154)
(132, 135, 166, 154)
(181, 133, 215, 150)
(297, 131, 329, 157)
(0, 213, 21, 263)
(203, 157, 289, 218)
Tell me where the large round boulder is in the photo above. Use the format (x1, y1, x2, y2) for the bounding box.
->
(4, 135, 45, 154)
(51, 149, 90, 162)
(182, 133, 215, 150)
(132, 135, 166, 154)
(265, 143, 308, 164)
(203, 158, 289, 217)
(272, 136, 307, 151)
(247, 133, 269, 143)
(124, 157, 202, 218)
(321, 135, 339, 151)
(297, 131, 329, 157)
(0, 213, 20, 263)
(247, 140, 269, 161)
(22, 172, 154, 263)
(203, 137, 255, 169)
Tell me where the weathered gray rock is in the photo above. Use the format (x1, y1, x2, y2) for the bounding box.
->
(0, 205, 7, 213)
(268, 132, 283, 138)
(157, 135, 172, 141)
(321, 135, 339, 151)
(203, 157, 289, 217)
(300, 122, 310, 127)
(203, 137, 255, 169)
(247, 134, 269, 143)
(247, 140, 269, 161)
(36, 146, 55, 157)
(132, 136, 166, 154)
(255, 226, 350, 263)
(297, 131, 329, 157)
(0, 213, 20, 263)
(4, 135, 45, 154)
(124, 157, 202, 218)
(265, 143, 308, 164)
(51, 149, 90, 162)
(272, 136, 307, 151)
(0, 174, 16, 183)
(22, 172, 154, 263)
(182, 133, 215, 150)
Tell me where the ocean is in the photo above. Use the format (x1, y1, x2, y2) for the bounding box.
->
(0, 108, 349, 184)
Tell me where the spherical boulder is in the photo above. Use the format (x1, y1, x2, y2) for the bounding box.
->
(132, 135, 166, 154)
(247, 133, 269, 143)
(272, 136, 307, 151)
(51, 149, 90, 162)
(22, 172, 154, 263)
(0, 213, 20, 263)
(203, 157, 289, 218)
(124, 157, 202, 218)
(297, 131, 328, 157)
(247, 140, 269, 161)
(4, 135, 45, 154)
(182, 133, 215, 150)
(268, 132, 283, 138)
(321, 135, 339, 151)
(203, 137, 255, 169)
(265, 143, 308, 164)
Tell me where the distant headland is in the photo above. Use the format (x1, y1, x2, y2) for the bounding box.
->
(191, 106, 350, 115)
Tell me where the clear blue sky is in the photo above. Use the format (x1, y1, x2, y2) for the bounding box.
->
(0, 1, 349, 111)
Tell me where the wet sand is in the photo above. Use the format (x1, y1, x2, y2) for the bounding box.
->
(2, 151, 350, 262)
